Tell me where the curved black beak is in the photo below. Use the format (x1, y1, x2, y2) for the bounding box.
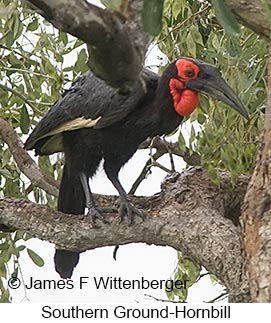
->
(186, 61, 249, 120)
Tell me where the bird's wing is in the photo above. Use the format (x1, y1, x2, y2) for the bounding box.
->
(24, 69, 159, 155)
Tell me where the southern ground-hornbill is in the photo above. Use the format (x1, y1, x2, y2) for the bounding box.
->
(25, 57, 248, 278)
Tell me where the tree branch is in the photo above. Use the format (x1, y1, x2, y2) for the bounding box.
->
(225, 0, 271, 40)
(0, 117, 59, 196)
(241, 45, 271, 302)
(138, 136, 201, 166)
(0, 168, 250, 302)
(24, 0, 149, 87)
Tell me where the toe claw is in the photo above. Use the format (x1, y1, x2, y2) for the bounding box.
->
(87, 207, 109, 225)
(118, 201, 145, 224)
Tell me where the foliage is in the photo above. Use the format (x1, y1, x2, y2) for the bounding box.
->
(211, 0, 240, 37)
(158, 0, 266, 185)
(142, 0, 164, 36)
(0, 0, 267, 302)
(0, 230, 32, 302)
(166, 252, 200, 302)
(158, 0, 267, 300)
(0, 0, 88, 301)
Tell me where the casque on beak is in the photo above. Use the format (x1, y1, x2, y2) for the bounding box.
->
(186, 61, 249, 120)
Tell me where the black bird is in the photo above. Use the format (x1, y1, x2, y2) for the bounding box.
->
(25, 57, 248, 278)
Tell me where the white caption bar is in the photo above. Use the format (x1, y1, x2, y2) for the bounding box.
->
(1, 303, 271, 322)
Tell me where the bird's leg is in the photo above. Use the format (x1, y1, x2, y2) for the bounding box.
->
(108, 175, 145, 225)
(79, 173, 109, 224)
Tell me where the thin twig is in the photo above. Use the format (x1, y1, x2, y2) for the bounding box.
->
(197, 272, 210, 281)
(0, 44, 33, 61)
(0, 83, 42, 114)
(156, 5, 211, 47)
(0, 117, 59, 196)
(139, 136, 201, 166)
(1, 66, 57, 81)
(144, 294, 185, 303)
(17, 262, 30, 302)
(130, 137, 201, 194)
(129, 150, 164, 194)
(0, 30, 9, 42)
(169, 151, 176, 172)
(151, 160, 173, 174)
(206, 292, 228, 303)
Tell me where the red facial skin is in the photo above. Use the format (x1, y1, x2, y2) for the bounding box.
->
(169, 59, 200, 116)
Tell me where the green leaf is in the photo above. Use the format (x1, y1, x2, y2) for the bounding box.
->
(44, 60, 56, 76)
(173, 286, 187, 301)
(190, 25, 204, 46)
(197, 112, 206, 125)
(27, 248, 44, 267)
(172, 0, 183, 19)
(262, 0, 271, 28)
(178, 132, 187, 151)
(63, 66, 74, 72)
(8, 53, 22, 67)
(0, 169, 13, 179)
(211, 0, 240, 36)
(182, 258, 200, 286)
(27, 18, 39, 31)
(73, 39, 84, 50)
(0, 243, 9, 250)
(74, 48, 88, 74)
(14, 230, 25, 242)
(0, 288, 10, 303)
(0, 263, 7, 278)
(23, 232, 32, 241)
(186, 31, 196, 57)
(207, 164, 220, 185)
(1, 249, 12, 263)
(17, 245, 26, 252)
(142, 0, 164, 36)
(101, 0, 122, 11)
(20, 105, 30, 134)
(59, 31, 68, 46)
(5, 30, 15, 47)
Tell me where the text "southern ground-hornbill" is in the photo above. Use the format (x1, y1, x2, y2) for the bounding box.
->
(25, 57, 249, 278)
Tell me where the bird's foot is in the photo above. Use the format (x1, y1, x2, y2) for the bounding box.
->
(119, 200, 145, 225)
(87, 206, 110, 226)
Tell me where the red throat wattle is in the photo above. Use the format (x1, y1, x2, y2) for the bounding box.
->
(169, 79, 199, 116)
(169, 59, 200, 117)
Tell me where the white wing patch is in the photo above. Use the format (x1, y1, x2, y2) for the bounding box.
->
(25, 116, 102, 153)
(45, 116, 102, 137)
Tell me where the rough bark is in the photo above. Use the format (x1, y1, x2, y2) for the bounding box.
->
(241, 46, 271, 302)
(225, 0, 271, 40)
(0, 168, 250, 302)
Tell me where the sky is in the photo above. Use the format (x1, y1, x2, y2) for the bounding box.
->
(8, 0, 224, 304)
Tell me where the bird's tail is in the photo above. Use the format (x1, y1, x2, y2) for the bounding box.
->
(54, 250, 79, 279)
(54, 163, 85, 279)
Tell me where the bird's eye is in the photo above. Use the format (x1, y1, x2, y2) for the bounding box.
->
(185, 69, 195, 77)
